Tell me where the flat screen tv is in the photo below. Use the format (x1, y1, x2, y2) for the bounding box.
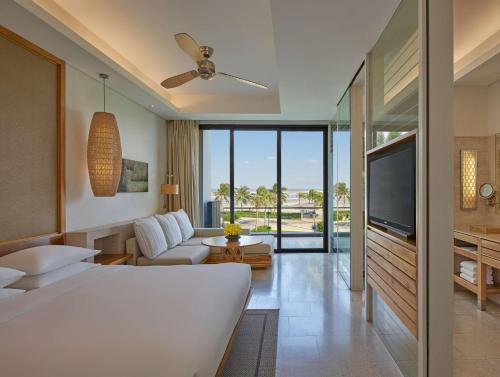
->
(368, 138, 416, 237)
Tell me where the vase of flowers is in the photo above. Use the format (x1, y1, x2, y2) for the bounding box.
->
(224, 223, 242, 241)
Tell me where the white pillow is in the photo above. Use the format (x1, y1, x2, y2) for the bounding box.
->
(9, 262, 97, 291)
(170, 209, 194, 241)
(0, 267, 25, 288)
(0, 288, 25, 300)
(155, 214, 183, 248)
(134, 217, 168, 259)
(0, 245, 100, 276)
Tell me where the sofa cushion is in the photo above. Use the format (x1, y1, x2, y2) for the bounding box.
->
(134, 217, 168, 260)
(170, 209, 194, 241)
(244, 235, 274, 254)
(155, 214, 183, 248)
(180, 237, 204, 246)
(136, 245, 209, 266)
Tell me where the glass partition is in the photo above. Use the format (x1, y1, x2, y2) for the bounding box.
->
(369, 0, 419, 149)
(333, 90, 352, 287)
(367, 0, 419, 376)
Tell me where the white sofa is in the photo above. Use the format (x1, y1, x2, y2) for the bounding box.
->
(127, 228, 274, 267)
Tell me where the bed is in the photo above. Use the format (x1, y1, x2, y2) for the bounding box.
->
(0, 262, 252, 377)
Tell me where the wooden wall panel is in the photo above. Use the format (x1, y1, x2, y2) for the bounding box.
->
(0, 25, 65, 244)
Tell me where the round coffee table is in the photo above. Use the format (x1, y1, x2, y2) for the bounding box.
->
(202, 235, 263, 263)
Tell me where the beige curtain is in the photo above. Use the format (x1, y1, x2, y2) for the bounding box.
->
(166, 120, 201, 226)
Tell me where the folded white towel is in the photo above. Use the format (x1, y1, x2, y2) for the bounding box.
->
(459, 272, 493, 285)
(460, 260, 477, 270)
(460, 265, 477, 274)
(460, 267, 493, 278)
(460, 273, 477, 284)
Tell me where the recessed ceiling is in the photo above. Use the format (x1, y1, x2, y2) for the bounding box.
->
(15, 0, 400, 121)
(453, 0, 500, 86)
(454, 0, 500, 62)
(456, 51, 500, 86)
(51, 0, 279, 97)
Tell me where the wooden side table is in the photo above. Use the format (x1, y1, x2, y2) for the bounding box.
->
(202, 236, 263, 264)
(94, 253, 132, 265)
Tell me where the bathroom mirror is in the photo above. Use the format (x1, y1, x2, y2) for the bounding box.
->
(479, 183, 495, 199)
(495, 134, 500, 212)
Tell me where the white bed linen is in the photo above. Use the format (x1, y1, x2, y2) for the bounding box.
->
(0, 263, 251, 377)
(8, 262, 98, 290)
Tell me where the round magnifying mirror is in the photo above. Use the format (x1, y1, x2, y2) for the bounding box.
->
(479, 183, 495, 199)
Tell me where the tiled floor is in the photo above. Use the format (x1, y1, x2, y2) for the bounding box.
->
(248, 253, 403, 377)
(453, 290, 500, 377)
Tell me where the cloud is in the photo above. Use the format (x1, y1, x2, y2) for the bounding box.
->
(243, 160, 250, 164)
(306, 159, 319, 164)
(266, 156, 276, 160)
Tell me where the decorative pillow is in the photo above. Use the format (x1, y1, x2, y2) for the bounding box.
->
(155, 214, 183, 248)
(0, 288, 25, 300)
(170, 209, 194, 241)
(0, 245, 100, 276)
(134, 217, 168, 259)
(9, 262, 97, 291)
(0, 267, 25, 288)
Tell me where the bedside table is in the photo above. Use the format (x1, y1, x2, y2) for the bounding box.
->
(94, 253, 132, 265)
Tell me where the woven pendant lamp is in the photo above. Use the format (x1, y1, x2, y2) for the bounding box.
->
(87, 74, 122, 197)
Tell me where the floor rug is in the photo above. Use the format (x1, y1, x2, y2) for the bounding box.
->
(221, 309, 279, 377)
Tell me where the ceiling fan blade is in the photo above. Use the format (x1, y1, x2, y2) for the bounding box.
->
(217, 72, 268, 89)
(161, 70, 199, 89)
(175, 33, 203, 62)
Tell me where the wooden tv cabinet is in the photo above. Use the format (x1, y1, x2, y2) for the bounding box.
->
(367, 224, 418, 337)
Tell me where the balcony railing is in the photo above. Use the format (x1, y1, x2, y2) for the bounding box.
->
(206, 204, 350, 234)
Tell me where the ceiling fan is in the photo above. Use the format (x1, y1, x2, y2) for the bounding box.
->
(161, 33, 268, 90)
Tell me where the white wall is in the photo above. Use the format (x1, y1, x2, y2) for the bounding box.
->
(453, 81, 500, 136)
(487, 80, 500, 135)
(66, 66, 166, 231)
(453, 86, 488, 136)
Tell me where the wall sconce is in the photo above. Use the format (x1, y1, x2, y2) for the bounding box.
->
(460, 150, 477, 210)
(87, 74, 122, 197)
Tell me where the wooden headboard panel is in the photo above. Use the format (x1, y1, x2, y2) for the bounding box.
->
(0, 26, 65, 248)
(0, 233, 64, 257)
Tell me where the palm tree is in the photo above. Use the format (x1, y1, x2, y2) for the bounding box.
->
(256, 186, 271, 226)
(250, 191, 267, 228)
(270, 183, 288, 206)
(333, 182, 350, 207)
(249, 194, 258, 228)
(280, 185, 288, 204)
(298, 192, 307, 205)
(308, 189, 318, 204)
(214, 183, 230, 223)
(267, 184, 283, 227)
(310, 191, 323, 227)
(214, 182, 230, 203)
(235, 186, 251, 209)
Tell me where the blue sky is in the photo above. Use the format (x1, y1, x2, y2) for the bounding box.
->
(205, 129, 350, 191)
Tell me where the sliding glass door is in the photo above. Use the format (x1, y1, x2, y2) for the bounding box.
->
(280, 131, 326, 250)
(201, 126, 327, 252)
(234, 130, 277, 236)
